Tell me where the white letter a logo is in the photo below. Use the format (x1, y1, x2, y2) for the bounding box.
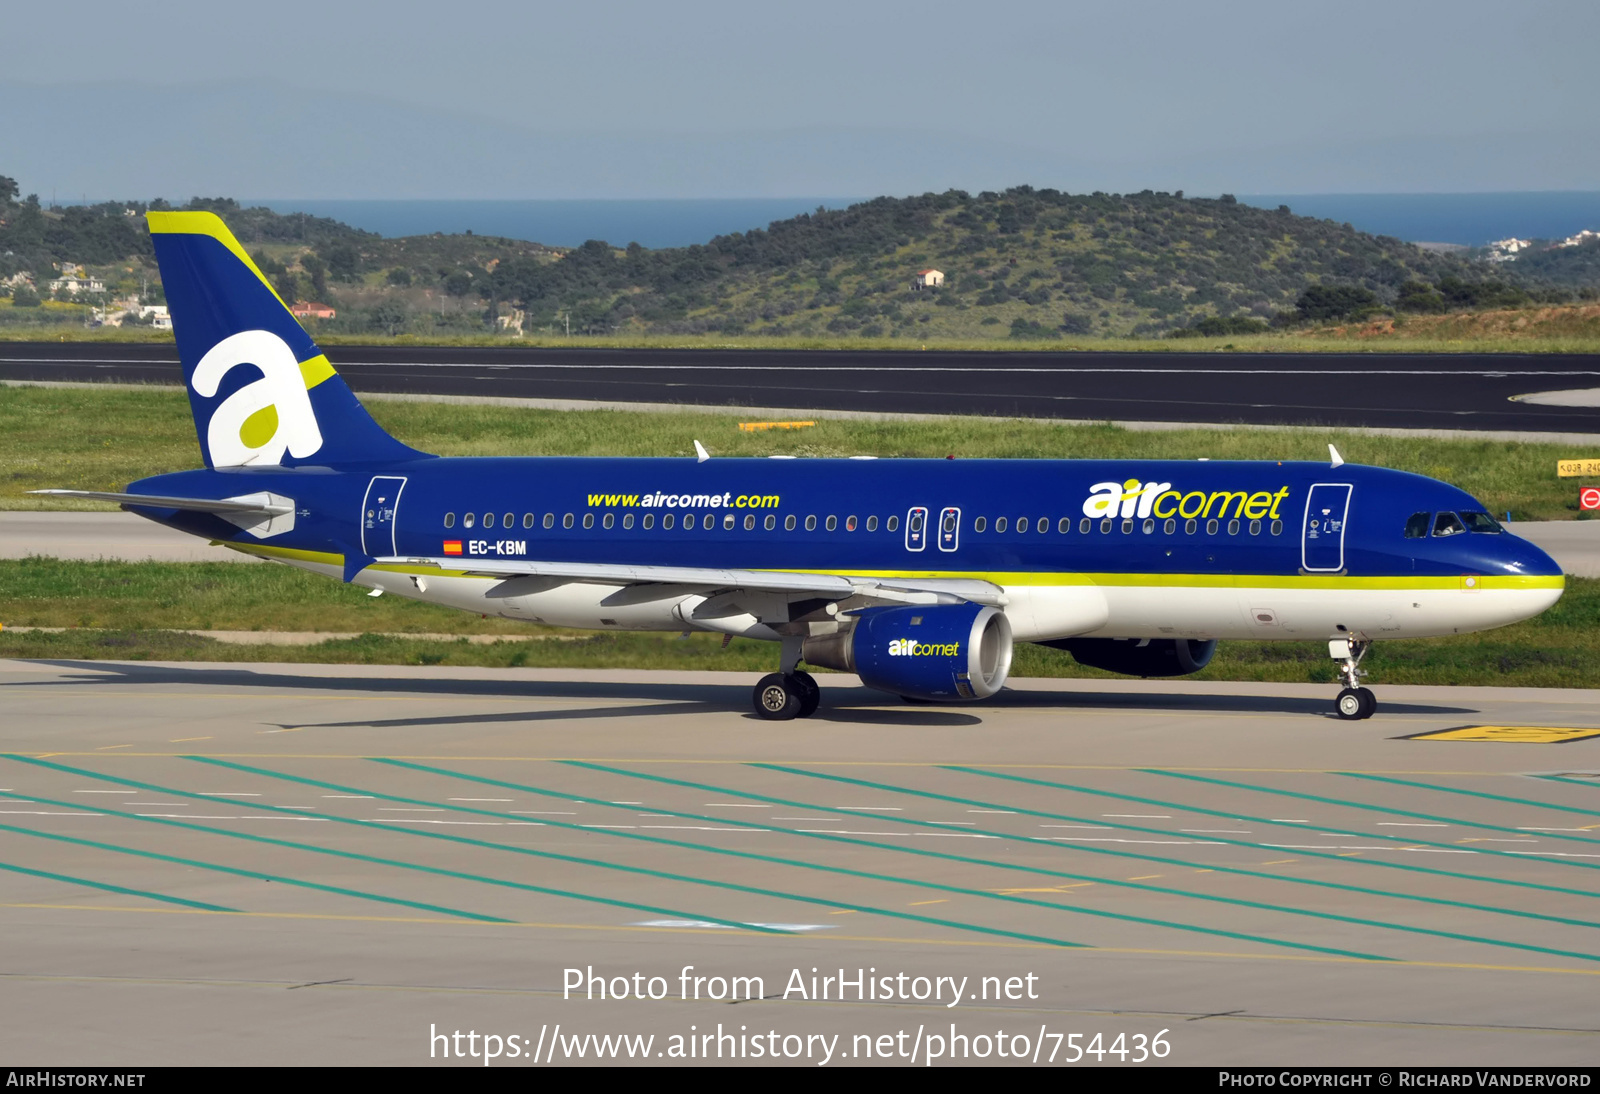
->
(192, 330, 324, 467)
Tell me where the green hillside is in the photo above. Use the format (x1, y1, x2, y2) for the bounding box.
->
(3, 178, 1592, 341)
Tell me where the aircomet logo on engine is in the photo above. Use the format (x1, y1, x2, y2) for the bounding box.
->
(888, 639, 961, 656)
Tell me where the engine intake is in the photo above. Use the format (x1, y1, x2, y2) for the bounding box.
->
(802, 602, 1013, 701)
(1043, 637, 1217, 678)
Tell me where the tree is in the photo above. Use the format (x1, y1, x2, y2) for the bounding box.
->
(301, 255, 328, 301)
(10, 283, 40, 307)
(443, 270, 473, 297)
(1295, 284, 1378, 322)
(1395, 280, 1447, 313)
(0, 176, 17, 207)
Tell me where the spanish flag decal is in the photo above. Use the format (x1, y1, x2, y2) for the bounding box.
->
(443, 541, 463, 555)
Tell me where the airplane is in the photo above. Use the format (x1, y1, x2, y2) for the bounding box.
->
(34, 212, 1566, 722)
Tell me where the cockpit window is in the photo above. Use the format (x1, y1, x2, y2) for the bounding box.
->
(1432, 511, 1466, 537)
(1459, 511, 1502, 533)
(1403, 512, 1430, 539)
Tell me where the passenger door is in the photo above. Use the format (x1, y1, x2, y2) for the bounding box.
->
(1302, 483, 1352, 572)
(361, 476, 408, 556)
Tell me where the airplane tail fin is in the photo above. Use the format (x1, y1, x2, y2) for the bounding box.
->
(147, 211, 426, 468)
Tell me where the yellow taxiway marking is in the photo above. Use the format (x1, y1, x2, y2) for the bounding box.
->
(1260, 859, 1298, 866)
(1126, 874, 1163, 881)
(7, 903, 1600, 977)
(908, 899, 948, 906)
(169, 737, 212, 743)
(1402, 725, 1600, 744)
(94, 744, 132, 751)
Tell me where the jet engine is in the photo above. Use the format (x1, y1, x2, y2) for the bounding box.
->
(1042, 637, 1217, 678)
(802, 602, 1013, 701)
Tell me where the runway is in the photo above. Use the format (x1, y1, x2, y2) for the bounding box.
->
(3, 658, 1598, 1066)
(5, 342, 1600, 434)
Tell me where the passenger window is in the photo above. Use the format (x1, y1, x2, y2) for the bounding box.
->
(887, 515, 899, 532)
(826, 515, 838, 531)
(1100, 519, 1112, 534)
(623, 513, 634, 529)
(562, 513, 574, 529)
(1058, 517, 1071, 533)
(1460, 511, 1502, 533)
(464, 513, 475, 529)
(1271, 520, 1282, 535)
(764, 514, 776, 530)
(703, 514, 715, 530)
(523, 513, 534, 529)
(1037, 517, 1048, 533)
(602, 513, 614, 529)
(482, 513, 495, 529)
(805, 515, 817, 531)
(1164, 519, 1176, 534)
(663, 513, 674, 529)
(642, 513, 654, 529)
(723, 513, 735, 530)
(503, 513, 514, 529)
(1185, 519, 1197, 534)
(974, 516, 987, 533)
(1249, 519, 1261, 535)
(866, 515, 878, 531)
(1119, 519, 1131, 533)
(995, 517, 1008, 532)
(745, 514, 756, 530)
(1227, 519, 1239, 535)
(1433, 511, 1466, 537)
(1403, 512, 1430, 539)
(583, 513, 595, 529)
(1141, 518, 1154, 533)
(1080, 518, 1091, 534)
(1206, 519, 1219, 535)
(443, 512, 455, 529)
(846, 515, 857, 531)
(785, 514, 797, 531)
(1016, 517, 1029, 533)
(543, 513, 554, 529)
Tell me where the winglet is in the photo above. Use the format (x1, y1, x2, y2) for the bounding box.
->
(694, 440, 710, 463)
(1328, 443, 1345, 469)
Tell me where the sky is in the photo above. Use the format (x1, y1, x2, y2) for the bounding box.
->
(6, 0, 1598, 199)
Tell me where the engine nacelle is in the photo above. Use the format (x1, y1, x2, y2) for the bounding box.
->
(802, 603, 1014, 701)
(1043, 637, 1217, 678)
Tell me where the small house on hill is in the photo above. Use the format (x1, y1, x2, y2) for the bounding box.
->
(913, 268, 944, 290)
(291, 301, 337, 320)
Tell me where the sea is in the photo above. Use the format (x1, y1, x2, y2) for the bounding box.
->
(247, 193, 1600, 250)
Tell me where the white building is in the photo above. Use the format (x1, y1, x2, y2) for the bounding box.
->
(913, 268, 944, 290)
(1557, 229, 1599, 249)
(47, 274, 106, 295)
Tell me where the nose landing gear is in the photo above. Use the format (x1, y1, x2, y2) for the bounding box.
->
(1329, 636, 1376, 720)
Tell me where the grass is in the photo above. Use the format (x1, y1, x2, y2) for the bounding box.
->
(3, 382, 1597, 519)
(0, 560, 1593, 687)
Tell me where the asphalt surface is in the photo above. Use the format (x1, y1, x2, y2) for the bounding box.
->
(6, 342, 1600, 434)
(2, 659, 1598, 1066)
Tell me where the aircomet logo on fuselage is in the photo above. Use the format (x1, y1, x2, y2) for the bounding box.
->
(1082, 479, 1293, 521)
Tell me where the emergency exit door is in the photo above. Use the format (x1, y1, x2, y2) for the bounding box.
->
(1302, 483, 1352, 572)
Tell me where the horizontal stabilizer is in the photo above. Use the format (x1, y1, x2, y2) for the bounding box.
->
(31, 489, 297, 538)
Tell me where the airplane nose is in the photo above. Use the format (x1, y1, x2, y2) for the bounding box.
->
(1497, 533, 1564, 578)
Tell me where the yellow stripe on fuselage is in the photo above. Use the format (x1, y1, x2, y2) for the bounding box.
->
(225, 543, 1563, 593)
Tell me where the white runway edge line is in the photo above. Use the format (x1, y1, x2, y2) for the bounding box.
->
(5, 354, 1600, 377)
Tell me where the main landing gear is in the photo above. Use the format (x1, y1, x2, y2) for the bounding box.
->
(752, 636, 822, 721)
(1329, 636, 1376, 720)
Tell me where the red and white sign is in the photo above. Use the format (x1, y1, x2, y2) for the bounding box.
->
(1581, 488, 1600, 511)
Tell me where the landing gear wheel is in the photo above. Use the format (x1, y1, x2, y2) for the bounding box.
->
(1356, 686, 1377, 719)
(753, 673, 802, 721)
(1335, 688, 1365, 720)
(789, 671, 821, 718)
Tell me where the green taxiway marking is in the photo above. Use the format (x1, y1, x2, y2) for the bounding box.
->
(1, 754, 786, 937)
(186, 756, 1076, 948)
(547, 762, 1600, 964)
(1338, 772, 1600, 820)
(0, 819, 505, 923)
(0, 855, 237, 912)
(1145, 770, 1600, 856)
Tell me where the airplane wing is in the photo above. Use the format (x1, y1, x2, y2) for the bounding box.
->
(380, 555, 1007, 606)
